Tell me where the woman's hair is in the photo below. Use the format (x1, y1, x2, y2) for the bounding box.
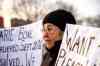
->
(43, 9, 76, 31)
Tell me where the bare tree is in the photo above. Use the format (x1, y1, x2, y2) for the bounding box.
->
(12, 0, 38, 20)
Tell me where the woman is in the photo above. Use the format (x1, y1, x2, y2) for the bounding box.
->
(41, 9, 76, 66)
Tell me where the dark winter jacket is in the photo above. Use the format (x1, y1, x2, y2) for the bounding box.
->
(41, 40, 61, 66)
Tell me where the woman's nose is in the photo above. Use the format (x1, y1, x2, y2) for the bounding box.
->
(43, 31, 49, 35)
(43, 31, 49, 38)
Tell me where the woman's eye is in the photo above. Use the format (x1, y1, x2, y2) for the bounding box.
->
(47, 27, 53, 31)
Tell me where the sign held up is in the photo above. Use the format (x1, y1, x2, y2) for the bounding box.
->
(0, 23, 42, 66)
(56, 24, 100, 66)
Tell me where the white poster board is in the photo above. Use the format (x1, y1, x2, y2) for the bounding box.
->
(0, 23, 42, 66)
(56, 24, 100, 66)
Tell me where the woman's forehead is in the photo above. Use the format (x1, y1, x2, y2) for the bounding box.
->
(43, 23, 57, 28)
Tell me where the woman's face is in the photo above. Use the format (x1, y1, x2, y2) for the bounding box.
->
(42, 23, 62, 45)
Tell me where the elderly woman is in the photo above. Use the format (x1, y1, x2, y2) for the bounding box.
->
(41, 9, 76, 66)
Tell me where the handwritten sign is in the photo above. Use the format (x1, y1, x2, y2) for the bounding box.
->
(0, 23, 42, 66)
(56, 24, 100, 66)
